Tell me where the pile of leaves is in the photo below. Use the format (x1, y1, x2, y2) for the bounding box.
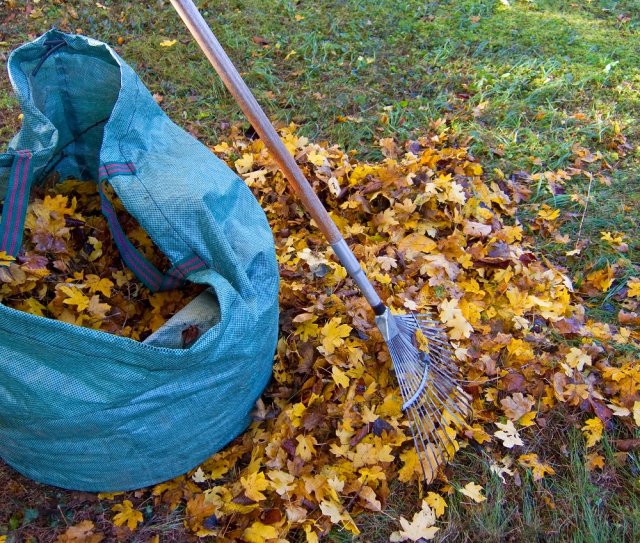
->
(2, 123, 639, 542)
(0, 178, 203, 340)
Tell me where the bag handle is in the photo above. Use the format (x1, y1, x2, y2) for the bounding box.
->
(0, 152, 202, 292)
(98, 180, 207, 292)
(0, 150, 33, 256)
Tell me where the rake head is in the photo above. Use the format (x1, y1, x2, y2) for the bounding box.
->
(375, 308, 471, 482)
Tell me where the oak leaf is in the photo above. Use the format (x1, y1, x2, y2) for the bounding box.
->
(500, 393, 535, 422)
(494, 420, 524, 448)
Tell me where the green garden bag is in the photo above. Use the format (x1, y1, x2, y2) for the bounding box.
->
(0, 30, 279, 491)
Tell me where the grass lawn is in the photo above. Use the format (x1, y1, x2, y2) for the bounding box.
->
(0, 1, 639, 541)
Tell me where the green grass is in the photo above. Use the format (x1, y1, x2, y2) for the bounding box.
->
(1, 0, 639, 541)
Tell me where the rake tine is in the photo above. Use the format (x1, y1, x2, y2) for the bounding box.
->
(428, 375, 471, 425)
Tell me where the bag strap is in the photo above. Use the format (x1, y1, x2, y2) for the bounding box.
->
(98, 177, 208, 292)
(0, 153, 206, 292)
(0, 150, 33, 256)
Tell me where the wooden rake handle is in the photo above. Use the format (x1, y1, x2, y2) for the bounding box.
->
(169, 0, 342, 244)
(170, 0, 385, 313)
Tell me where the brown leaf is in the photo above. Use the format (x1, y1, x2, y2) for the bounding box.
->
(259, 508, 283, 524)
(281, 438, 297, 457)
(232, 492, 257, 505)
(501, 372, 526, 393)
(613, 439, 640, 452)
(372, 418, 394, 436)
(55, 520, 104, 543)
(618, 310, 640, 326)
(589, 399, 613, 423)
(519, 252, 537, 265)
(552, 318, 583, 337)
(349, 425, 370, 447)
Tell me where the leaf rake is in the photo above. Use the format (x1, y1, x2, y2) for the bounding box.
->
(170, 0, 471, 481)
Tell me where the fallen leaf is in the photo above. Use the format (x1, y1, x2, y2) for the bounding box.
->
(390, 500, 439, 541)
(112, 500, 143, 531)
(494, 420, 524, 448)
(458, 482, 486, 503)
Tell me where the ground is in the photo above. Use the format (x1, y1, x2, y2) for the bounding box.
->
(0, 1, 639, 542)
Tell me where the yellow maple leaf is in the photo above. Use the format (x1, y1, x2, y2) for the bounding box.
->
(85, 275, 114, 297)
(459, 481, 486, 503)
(241, 471, 269, 502)
(581, 417, 604, 448)
(415, 329, 430, 353)
(86, 295, 111, 322)
(390, 500, 439, 541)
(586, 265, 615, 292)
(111, 500, 143, 531)
(296, 434, 318, 461)
(59, 285, 90, 312)
(518, 453, 555, 481)
(425, 492, 447, 518)
(439, 298, 473, 340)
(159, 39, 177, 47)
(267, 470, 296, 496)
(17, 297, 47, 317)
(398, 448, 421, 483)
(319, 500, 360, 534)
(600, 231, 624, 244)
(586, 452, 605, 471)
(303, 524, 319, 543)
(627, 278, 640, 298)
(86, 236, 103, 262)
(518, 411, 537, 427)
(293, 313, 320, 341)
(242, 521, 278, 543)
(537, 204, 560, 221)
(307, 150, 327, 167)
(319, 317, 352, 354)
(42, 194, 75, 216)
(235, 153, 254, 174)
(397, 233, 437, 255)
(332, 365, 350, 388)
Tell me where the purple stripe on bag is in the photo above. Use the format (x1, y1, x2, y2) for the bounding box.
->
(159, 256, 208, 291)
(8, 152, 32, 255)
(0, 153, 24, 252)
(98, 162, 136, 179)
(105, 162, 135, 172)
(100, 194, 162, 290)
(178, 258, 207, 276)
(0, 151, 31, 255)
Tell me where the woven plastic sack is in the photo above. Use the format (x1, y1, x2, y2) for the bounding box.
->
(0, 30, 279, 491)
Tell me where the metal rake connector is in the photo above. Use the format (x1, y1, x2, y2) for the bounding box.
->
(375, 308, 472, 481)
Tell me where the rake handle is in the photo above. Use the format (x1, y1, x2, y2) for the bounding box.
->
(170, 0, 385, 313)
